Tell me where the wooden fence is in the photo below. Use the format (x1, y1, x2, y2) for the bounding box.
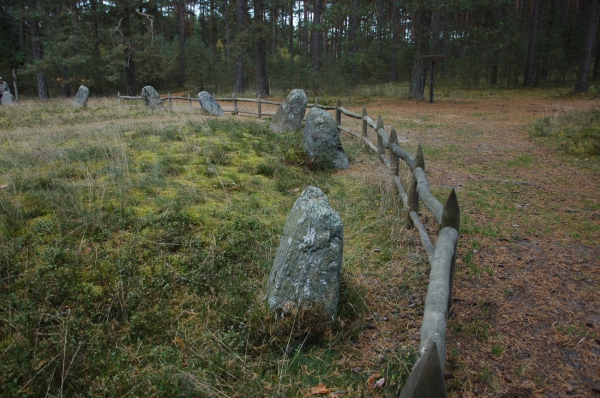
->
(118, 91, 459, 397)
(117, 92, 333, 118)
(333, 99, 459, 398)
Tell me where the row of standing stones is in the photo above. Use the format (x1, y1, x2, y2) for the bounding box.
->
(0, 85, 89, 107)
(265, 89, 347, 323)
(5, 83, 347, 324)
(140, 86, 347, 324)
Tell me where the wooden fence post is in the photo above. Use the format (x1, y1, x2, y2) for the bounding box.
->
(362, 106, 368, 137)
(257, 97, 262, 118)
(188, 92, 192, 107)
(406, 143, 424, 228)
(398, 340, 447, 398)
(11, 68, 19, 102)
(376, 115, 384, 159)
(441, 188, 460, 312)
(168, 92, 172, 108)
(314, 96, 319, 107)
(118, 92, 121, 106)
(233, 95, 238, 115)
(335, 98, 342, 126)
(390, 127, 399, 177)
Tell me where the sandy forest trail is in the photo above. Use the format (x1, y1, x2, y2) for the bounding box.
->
(334, 95, 599, 397)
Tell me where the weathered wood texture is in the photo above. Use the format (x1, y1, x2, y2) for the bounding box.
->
(329, 99, 460, 397)
(399, 340, 447, 398)
(419, 226, 458, 365)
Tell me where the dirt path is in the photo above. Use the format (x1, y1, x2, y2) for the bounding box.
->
(338, 96, 599, 397)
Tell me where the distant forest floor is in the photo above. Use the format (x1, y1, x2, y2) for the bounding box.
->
(302, 93, 599, 397)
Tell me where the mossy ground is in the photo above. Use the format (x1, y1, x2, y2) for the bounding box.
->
(0, 98, 419, 397)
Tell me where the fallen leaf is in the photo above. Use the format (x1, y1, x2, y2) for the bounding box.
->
(310, 383, 331, 395)
(174, 337, 186, 350)
(367, 373, 385, 390)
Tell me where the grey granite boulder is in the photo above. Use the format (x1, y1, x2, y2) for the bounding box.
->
(72, 85, 89, 107)
(198, 91, 224, 116)
(303, 107, 349, 169)
(270, 89, 308, 132)
(266, 186, 343, 320)
(1, 92, 17, 106)
(141, 86, 163, 109)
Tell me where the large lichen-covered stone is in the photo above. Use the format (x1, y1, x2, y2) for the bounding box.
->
(1, 92, 17, 106)
(141, 86, 164, 109)
(266, 186, 343, 320)
(72, 85, 89, 107)
(269, 89, 308, 132)
(198, 91, 224, 116)
(303, 107, 349, 169)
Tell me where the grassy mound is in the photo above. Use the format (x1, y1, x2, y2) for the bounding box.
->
(0, 99, 417, 396)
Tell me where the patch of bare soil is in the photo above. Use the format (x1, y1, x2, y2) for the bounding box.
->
(341, 96, 600, 397)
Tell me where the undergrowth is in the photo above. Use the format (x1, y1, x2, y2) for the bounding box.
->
(530, 110, 600, 160)
(0, 100, 416, 396)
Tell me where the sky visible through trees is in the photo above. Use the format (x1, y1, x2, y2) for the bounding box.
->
(0, 0, 598, 99)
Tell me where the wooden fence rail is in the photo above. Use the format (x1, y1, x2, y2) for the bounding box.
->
(118, 91, 459, 396)
(117, 92, 336, 119)
(334, 99, 459, 398)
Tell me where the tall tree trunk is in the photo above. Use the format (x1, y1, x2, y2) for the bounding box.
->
(234, 0, 246, 94)
(575, 0, 600, 93)
(524, 0, 540, 87)
(224, 0, 232, 67)
(122, 9, 136, 96)
(60, 62, 70, 97)
(376, 0, 384, 60)
(255, 0, 269, 97)
(178, 0, 186, 87)
(30, 18, 49, 101)
(409, 6, 430, 99)
(390, 1, 400, 82)
(303, 0, 309, 60)
(272, 5, 278, 52)
(313, 0, 322, 74)
(125, 49, 136, 96)
(288, 2, 294, 55)
(89, 0, 101, 57)
(348, 0, 359, 84)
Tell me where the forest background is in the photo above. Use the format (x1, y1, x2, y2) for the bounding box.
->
(1, 0, 599, 101)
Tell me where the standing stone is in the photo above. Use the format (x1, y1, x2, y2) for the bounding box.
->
(303, 107, 349, 169)
(198, 91, 224, 116)
(1, 92, 17, 106)
(72, 85, 89, 107)
(266, 186, 343, 320)
(270, 89, 308, 132)
(141, 86, 163, 109)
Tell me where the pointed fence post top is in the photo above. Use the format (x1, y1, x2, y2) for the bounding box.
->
(441, 188, 460, 231)
(399, 339, 447, 398)
(376, 115, 384, 130)
(362, 106, 367, 117)
(390, 127, 398, 145)
(336, 98, 341, 108)
(414, 143, 425, 171)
